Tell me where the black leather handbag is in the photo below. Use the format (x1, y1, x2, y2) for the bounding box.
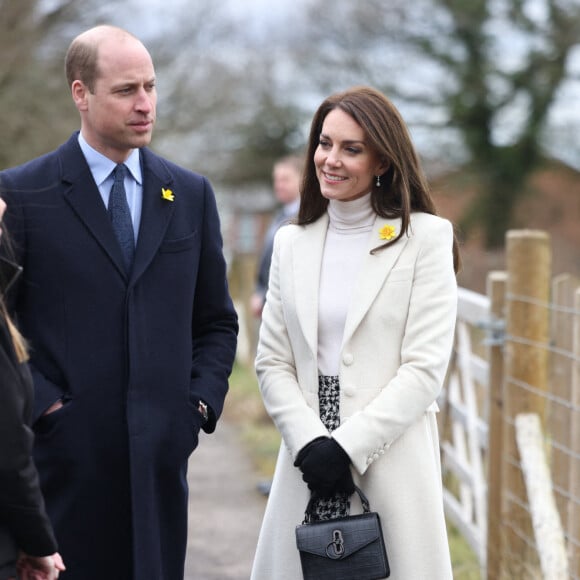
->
(295, 486, 390, 580)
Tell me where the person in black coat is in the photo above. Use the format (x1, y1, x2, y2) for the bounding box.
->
(0, 198, 64, 580)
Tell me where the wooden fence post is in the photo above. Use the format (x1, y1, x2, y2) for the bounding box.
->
(568, 288, 580, 577)
(503, 230, 551, 576)
(486, 271, 507, 580)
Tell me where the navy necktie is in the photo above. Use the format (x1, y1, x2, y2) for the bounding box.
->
(108, 164, 135, 272)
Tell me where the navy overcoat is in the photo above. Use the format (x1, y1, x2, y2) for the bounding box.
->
(0, 134, 238, 579)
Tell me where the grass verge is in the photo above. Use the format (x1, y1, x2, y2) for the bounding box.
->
(223, 361, 280, 477)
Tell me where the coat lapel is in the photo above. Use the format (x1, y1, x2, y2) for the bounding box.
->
(60, 138, 175, 283)
(292, 214, 328, 359)
(341, 216, 409, 348)
(60, 137, 128, 278)
(129, 150, 175, 285)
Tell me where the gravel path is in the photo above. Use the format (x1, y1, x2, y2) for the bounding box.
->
(184, 419, 268, 579)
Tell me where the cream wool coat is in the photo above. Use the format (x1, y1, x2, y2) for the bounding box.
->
(251, 211, 457, 580)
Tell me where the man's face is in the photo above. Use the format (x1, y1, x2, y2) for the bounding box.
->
(273, 164, 301, 205)
(75, 36, 157, 162)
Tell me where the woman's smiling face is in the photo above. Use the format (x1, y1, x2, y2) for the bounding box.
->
(314, 108, 386, 202)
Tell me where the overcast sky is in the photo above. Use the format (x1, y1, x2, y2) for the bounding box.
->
(102, 0, 580, 169)
(113, 0, 306, 41)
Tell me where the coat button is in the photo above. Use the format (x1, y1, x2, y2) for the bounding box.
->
(342, 384, 356, 397)
(343, 353, 354, 365)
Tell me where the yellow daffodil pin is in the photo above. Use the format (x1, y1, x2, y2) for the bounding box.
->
(161, 188, 175, 202)
(379, 224, 396, 241)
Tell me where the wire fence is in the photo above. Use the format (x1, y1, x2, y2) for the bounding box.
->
(440, 230, 580, 579)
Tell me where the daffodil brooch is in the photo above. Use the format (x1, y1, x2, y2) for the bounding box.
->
(161, 188, 174, 202)
(379, 224, 396, 241)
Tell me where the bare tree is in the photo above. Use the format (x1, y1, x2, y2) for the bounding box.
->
(0, 0, 99, 169)
(144, 0, 306, 183)
(0, 0, 268, 181)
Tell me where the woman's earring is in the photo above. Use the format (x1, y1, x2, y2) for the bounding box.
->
(375, 175, 381, 187)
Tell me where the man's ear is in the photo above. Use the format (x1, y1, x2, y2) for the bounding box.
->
(71, 80, 89, 112)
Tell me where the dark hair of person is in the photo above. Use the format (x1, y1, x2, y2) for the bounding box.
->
(274, 154, 304, 176)
(65, 37, 100, 92)
(298, 86, 461, 273)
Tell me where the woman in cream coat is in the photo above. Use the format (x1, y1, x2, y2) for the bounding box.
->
(251, 86, 460, 579)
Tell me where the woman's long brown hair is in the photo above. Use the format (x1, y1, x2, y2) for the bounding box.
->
(298, 86, 461, 273)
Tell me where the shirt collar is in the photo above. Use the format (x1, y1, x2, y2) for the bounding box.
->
(78, 132, 143, 187)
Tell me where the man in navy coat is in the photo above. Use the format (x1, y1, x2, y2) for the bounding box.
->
(0, 25, 238, 579)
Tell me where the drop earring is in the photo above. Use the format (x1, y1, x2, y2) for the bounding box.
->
(375, 175, 381, 187)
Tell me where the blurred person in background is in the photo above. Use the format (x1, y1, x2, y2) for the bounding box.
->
(251, 86, 460, 579)
(0, 198, 65, 580)
(250, 155, 303, 318)
(251, 155, 302, 497)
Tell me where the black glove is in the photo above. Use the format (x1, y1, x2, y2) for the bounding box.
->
(294, 437, 355, 496)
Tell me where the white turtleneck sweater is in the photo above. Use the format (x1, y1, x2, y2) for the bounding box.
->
(317, 193, 375, 376)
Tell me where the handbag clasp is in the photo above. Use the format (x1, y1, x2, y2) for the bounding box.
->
(326, 529, 345, 559)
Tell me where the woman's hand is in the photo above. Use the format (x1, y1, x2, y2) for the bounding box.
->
(16, 552, 66, 580)
(294, 437, 355, 496)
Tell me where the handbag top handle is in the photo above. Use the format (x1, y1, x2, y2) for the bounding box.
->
(303, 485, 371, 524)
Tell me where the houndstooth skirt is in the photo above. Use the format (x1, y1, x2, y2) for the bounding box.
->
(310, 375, 351, 521)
